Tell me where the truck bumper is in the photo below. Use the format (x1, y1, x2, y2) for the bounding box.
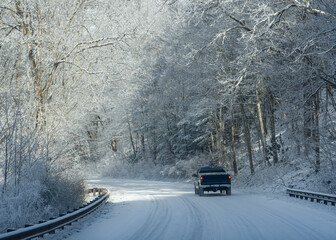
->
(201, 184, 231, 192)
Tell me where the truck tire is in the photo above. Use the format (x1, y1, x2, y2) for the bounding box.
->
(199, 188, 204, 196)
(194, 185, 199, 195)
(226, 189, 231, 196)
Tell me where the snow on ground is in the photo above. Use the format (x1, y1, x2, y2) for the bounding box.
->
(233, 161, 336, 195)
(48, 178, 336, 240)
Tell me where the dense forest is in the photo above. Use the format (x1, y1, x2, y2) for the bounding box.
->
(1, 0, 336, 231)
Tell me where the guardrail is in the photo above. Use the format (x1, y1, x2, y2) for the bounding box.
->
(287, 188, 336, 206)
(0, 188, 109, 240)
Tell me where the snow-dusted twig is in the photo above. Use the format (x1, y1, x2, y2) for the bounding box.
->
(63, 61, 104, 75)
(288, 0, 335, 18)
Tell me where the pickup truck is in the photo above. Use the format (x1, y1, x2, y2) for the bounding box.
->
(193, 166, 231, 196)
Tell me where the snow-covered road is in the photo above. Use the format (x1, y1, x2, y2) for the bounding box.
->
(61, 178, 336, 240)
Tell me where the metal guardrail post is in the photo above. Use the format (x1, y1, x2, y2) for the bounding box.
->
(287, 188, 336, 206)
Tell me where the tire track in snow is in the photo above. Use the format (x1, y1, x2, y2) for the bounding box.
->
(261, 206, 332, 240)
(178, 196, 205, 240)
(128, 192, 206, 240)
(128, 195, 172, 240)
(185, 194, 229, 240)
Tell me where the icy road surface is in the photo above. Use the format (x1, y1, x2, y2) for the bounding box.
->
(63, 178, 336, 240)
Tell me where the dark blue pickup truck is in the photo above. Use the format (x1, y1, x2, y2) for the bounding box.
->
(193, 166, 231, 196)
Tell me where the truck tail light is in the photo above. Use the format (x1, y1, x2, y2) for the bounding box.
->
(229, 175, 231, 182)
(200, 176, 203, 183)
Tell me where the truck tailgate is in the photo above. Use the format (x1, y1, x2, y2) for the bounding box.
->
(201, 174, 230, 185)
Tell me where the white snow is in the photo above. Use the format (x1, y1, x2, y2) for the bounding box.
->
(50, 178, 336, 240)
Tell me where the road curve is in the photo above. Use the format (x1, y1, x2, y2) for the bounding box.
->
(61, 178, 336, 240)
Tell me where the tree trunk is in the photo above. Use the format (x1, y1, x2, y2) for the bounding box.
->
(36, 3, 45, 128)
(164, 112, 174, 156)
(231, 102, 238, 175)
(256, 81, 270, 166)
(219, 108, 226, 167)
(261, 86, 268, 135)
(141, 134, 146, 161)
(208, 111, 215, 153)
(152, 132, 157, 162)
(269, 92, 279, 164)
(313, 89, 320, 172)
(16, 2, 44, 128)
(128, 122, 137, 158)
(240, 102, 254, 174)
(292, 121, 301, 155)
(215, 111, 221, 153)
(303, 80, 313, 155)
(3, 136, 9, 194)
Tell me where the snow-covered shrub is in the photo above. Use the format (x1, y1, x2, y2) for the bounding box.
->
(160, 153, 212, 179)
(0, 179, 53, 232)
(101, 152, 218, 180)
(42, 169, 86, 213)
(0, 159, 85, 233)
(101, 153, 165, 179)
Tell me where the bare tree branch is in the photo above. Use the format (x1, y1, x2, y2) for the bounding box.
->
(288, 0, 335, 17)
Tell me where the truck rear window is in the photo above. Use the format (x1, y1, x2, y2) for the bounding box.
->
(199, 167, 226, 173)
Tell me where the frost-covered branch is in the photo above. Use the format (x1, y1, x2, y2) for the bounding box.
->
(63, 61, 105, 75)
(288, 0, 335, 17)
(269, 4, 296, 28)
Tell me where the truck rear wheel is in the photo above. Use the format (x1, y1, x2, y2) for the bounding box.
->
(194, 186, 199, 195)
(199, 188, 204, 196)
(226, 189, 231, 195)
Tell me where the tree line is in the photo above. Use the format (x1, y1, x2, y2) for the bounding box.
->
(115, 0, 336, 176)
(0, 0, 139, 231)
